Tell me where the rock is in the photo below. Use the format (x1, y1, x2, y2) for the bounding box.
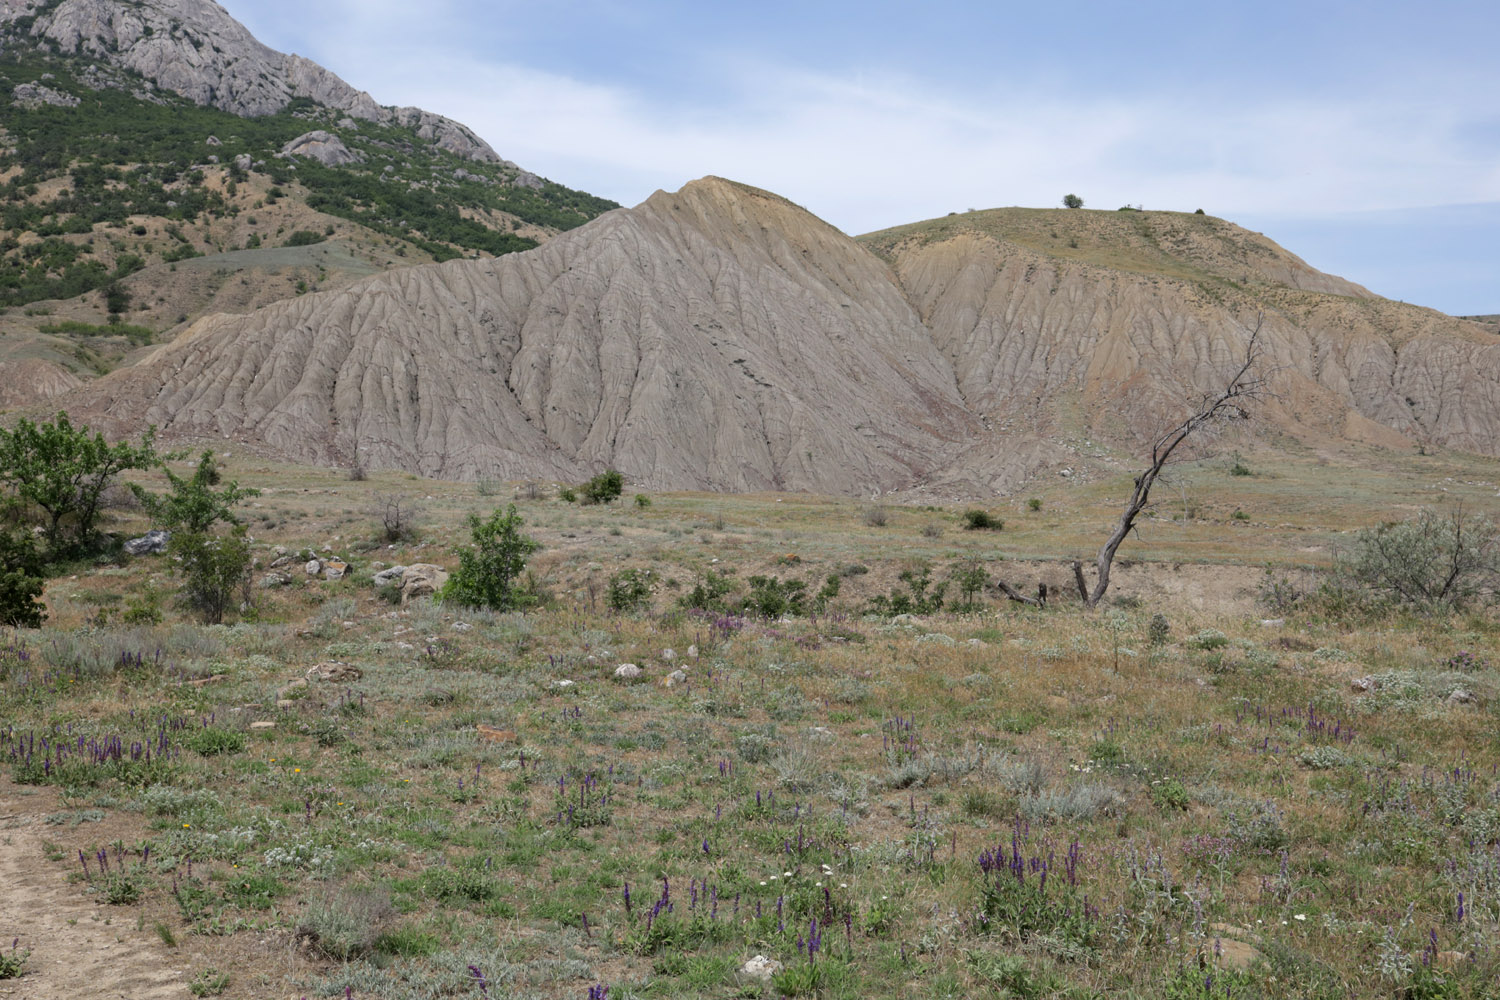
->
(259, 571, 292, 589)
(614, 663, 642, 681)
(662, 669, 688, 688)
(1351, 676, 1378, 693)
(399, 564, 448, 603)
(249, 721, 275, 730)
(11, 82, 80, 108)
(917, 632, 956, 645)
(662, 648, 677, 662)
(1447, 688, 1474, 705)
(322, 559, 348, 580)
(372, 566, 407, 586)
(234, 153, 252, 172)
(280, 130, 364, 167)
(1259, 618, 1286, 627)
(890, 614, 920, 627)
(270, 555, 292, 568)
(205, 135, 221, 146)
(304, 559, 323, 576)
(306, 662, 362, 682)
(967, 638, 988, 647)
(552, 679, 575, 689)
(124, 530, 171, 555)
(452, 622, 473, 632)
(741, 955, 783, 981)
(687, 644, 699, 659)
(275, 699, 296, 710)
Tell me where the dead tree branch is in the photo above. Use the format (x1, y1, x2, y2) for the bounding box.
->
(1073, 314, 1269, 608)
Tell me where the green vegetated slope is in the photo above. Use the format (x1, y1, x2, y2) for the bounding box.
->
(0, 42, 617, 388)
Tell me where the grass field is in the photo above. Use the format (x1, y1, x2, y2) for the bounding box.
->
(2, 448, 1499, 999)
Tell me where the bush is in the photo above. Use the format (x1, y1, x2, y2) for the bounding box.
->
(1333, 507, 1499, 611)
(368, 493, 423, 543)
(442, 505, 540, 611)
(0, 529, 46, 627)
(1062, 193, 1084, 209)
(679, 569, 735, 612)
(963, 509, 1002, 531)
(742, 575, 806, 618)
(863, 505, 888, 527)
(1027, 497, 1043, 512)
(133, 451, 256, 535)
(299, 887, 393, 959)
(579, 469, 623, 505)
(607, 568, 654, 613)
(184, 727, 245, 756)
(282, 229, 326, 247)
(172, 528, 253, 624)
(634, 493, 651, 508)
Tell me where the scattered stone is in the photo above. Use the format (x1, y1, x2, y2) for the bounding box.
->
(275, 699, 296, 710)
(1259, 618, 1286, 627)
(322, 559, 348, 580)
(1351, 676, 1378, 693)
(205, 135, 221, 146)
(1447, 688, 1474, 705)
(552, 679, 575, 689)
(249, 721, 275, 730)
(124, 530, 171, 556)
(917, 633, 956, 646)
(183, 674, 228, 688)
(280, 130, 364, 167)
(452, 622, 473, 632)
(741, 955, 783, 981)
(372, 566, 406, 586)
(234, 153, 253, 172)
(662, 669, 688, 688)
(399, 564, 449, 603)
(306, 662, 362, 682)
(687, 644, 699, 659)
(614, 663, 642, 681)
(662, 648, 677, 662)
(259, 571, 292, 589)
(304, 559, 323, 576)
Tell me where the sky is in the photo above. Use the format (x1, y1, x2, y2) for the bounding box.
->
(229, 0, 1499, 315)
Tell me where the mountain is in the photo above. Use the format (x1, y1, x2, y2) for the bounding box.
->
(0, 0, 617, 405)
(58, 178, 1500, 496)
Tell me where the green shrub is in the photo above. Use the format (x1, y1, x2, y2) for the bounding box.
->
(442, 505, 540, 612)
(634, 493, 651, 508)
(558, 487, 577, 503)
(963, 509, 1002, 531)
(188, 968, 230, 997)
(679, 569, 735, 612)
(742, 575, 806, 618)
(282, 229, 325, 247)
(0, 528, 46, 627)
(607, 568, 654, 613)
(1027, 497, 1043, 512)
(1333, 507, 1499, 611)
(0, 943, 29, 979)
(580, 469, 624, 505)
(171, 528, 253, 624)
(299, 887, 393, 959)
(184, 727, 245, 756)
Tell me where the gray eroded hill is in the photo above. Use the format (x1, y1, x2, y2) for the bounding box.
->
(57, 181, 1500, 496)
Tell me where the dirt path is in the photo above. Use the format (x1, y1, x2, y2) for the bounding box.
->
(0, 784, 187, 1000)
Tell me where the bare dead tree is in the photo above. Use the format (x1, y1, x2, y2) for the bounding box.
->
(369, 492, 425, 543)
(1072, 315, 1270, 608)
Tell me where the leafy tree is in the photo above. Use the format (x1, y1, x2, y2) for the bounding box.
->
(0, 527, 46, 627)
(0, 413, 157, 553)
(580, 469, 624, 505)
(442, 505, 540, 611)
(133, 450, 257, 534)
(1062, 194, 1084, 209)
(170, 527, 253, 624)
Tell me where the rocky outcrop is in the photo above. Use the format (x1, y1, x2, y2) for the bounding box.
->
(54, 178, 1500, 497)
(0, 0, 501, 162)
(11, 80, 79, 107)
(281, 130, 362, 167)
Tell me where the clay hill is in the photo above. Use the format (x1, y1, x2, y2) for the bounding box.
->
(57, 178, 1500, 496)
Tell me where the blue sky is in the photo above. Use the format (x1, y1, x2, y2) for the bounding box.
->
(231, 0, 1499, 315)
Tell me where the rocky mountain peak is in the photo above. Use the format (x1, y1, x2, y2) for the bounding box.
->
(0, 0, 502, 162)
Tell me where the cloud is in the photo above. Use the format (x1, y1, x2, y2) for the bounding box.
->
(358, 50, 1499, 235)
